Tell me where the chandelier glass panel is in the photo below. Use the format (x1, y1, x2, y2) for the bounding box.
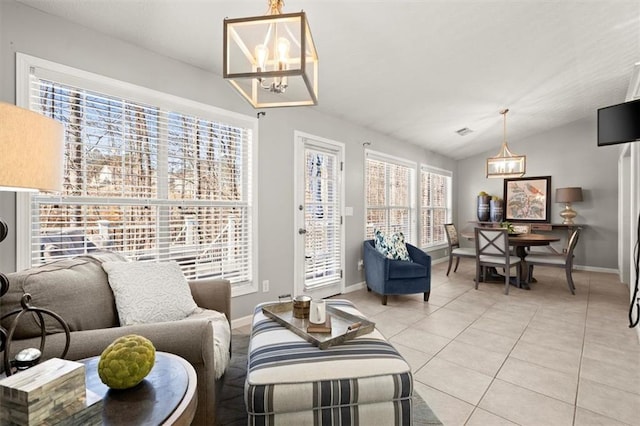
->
(486, 108, 526, 178)
(223, 1, 319, 108)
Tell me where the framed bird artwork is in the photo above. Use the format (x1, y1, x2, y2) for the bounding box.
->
(503, 176, 552, 223)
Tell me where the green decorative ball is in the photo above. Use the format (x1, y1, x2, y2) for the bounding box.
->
(98, 334, 156, 389)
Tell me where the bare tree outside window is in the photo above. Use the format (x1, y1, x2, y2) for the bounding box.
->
(28, 76, 253, 284)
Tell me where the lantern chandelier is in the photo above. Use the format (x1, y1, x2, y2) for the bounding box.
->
(223, 0, 319, 108)
(486, 108, 526, 178)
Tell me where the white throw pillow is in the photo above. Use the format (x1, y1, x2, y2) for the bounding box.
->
(103, 261, 199, 326)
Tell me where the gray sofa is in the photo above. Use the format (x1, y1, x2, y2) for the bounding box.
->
(0, 252, 231, 426)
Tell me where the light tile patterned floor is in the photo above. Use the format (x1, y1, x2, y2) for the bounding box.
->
(332, 259, 640, 425)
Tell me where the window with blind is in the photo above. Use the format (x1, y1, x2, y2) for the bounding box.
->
(17, 54, 257, 293)
(365, 151, 416, 242)
(420, 166, 452, 248)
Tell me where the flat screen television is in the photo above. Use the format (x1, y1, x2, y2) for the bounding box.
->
(597, 98, 640, 146)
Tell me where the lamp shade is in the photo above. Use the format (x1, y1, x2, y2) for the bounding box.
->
(556, 187, 583, 203)
(0, 103, 64, 192)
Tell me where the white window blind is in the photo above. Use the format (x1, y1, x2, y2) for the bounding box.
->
(22, 59, 256, 289)
(420, 165, 452, 248)
(304, 147, 341, 288)
(365, 151, 416, 242)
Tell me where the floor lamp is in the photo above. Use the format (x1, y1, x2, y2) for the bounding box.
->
(0, 102, 66, 374)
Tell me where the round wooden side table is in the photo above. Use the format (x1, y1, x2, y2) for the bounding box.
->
(80, 351, 197, 426)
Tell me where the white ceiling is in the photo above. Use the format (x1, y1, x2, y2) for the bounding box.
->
(14, 0, 640, 159)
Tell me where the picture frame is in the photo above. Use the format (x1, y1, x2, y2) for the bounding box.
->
(503, 176, 552, 223)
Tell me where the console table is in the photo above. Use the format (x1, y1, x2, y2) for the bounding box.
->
(471, 221, 580, 231)
(80, 352, 197, 426)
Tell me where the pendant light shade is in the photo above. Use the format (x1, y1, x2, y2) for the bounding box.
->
(223, 0, 319, 108)
(486, 109, 526, 178)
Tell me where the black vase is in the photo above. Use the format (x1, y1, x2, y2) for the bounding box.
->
(490, 200, 503, 223)
(477, 195, 490, 222)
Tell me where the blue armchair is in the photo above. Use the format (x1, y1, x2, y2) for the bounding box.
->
(363, 239, 431, 305)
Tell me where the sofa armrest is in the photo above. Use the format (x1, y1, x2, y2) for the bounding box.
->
(189, 278, 231, 326)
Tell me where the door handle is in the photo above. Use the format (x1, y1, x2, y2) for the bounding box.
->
(298, 228, 307, 235)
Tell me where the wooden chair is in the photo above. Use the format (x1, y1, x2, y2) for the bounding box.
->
(474, 227, 521, 295)
(526, 227, 582, 294)
(444, 223, 476, 276)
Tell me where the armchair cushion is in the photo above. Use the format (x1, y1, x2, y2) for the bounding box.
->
(388, 260, 429, 280)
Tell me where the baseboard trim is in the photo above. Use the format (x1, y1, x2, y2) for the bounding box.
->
(574, 265, 618, 274)
(344, 282, 366, 293)
(231, 314, 253, 329)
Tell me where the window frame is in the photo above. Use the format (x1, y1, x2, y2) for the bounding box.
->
(364, 149, 417, 244)
(15, 53, 259, 297)
(420, 164, 453, 250)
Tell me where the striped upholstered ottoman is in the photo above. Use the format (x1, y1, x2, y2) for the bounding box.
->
(245, 300, 413, 425)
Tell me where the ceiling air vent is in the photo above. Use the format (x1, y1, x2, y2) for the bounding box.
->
(456, 127, 473, 136)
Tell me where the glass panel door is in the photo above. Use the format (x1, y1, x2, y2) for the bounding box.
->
(294, 133, 344, 298)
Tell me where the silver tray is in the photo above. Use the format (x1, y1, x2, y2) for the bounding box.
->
(261, 301, 375, 349)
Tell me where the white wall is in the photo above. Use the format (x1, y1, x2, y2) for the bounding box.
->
(457, 116, 619, 270)
(0, 0, 456, 319)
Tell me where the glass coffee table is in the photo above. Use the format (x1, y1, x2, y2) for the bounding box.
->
(80, 352, 197, 425)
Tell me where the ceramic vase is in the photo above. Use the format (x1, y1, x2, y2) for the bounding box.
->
(477, 195, 491, 222)
(490, 199, 503, 223)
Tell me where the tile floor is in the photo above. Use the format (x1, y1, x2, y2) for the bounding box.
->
(330, 259, 640, 425)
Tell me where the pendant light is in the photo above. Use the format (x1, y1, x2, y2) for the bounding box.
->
(223, 0, 319, 108)
(486, 109, 526, 178)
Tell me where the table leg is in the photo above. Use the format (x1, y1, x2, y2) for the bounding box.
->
(515, 246, 531, 290)
(477, 267, 525, 290)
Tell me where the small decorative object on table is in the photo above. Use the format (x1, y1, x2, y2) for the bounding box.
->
(309, 298, 326, 324)
(292, 295, 311, 319)
(500, 221, 516, 234)
(306, 316, 332, 333)
(0, 358, 102, 425)
(98, 334, 156, 390)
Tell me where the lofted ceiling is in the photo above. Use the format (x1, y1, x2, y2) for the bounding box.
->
(14, 0, 640, 159)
